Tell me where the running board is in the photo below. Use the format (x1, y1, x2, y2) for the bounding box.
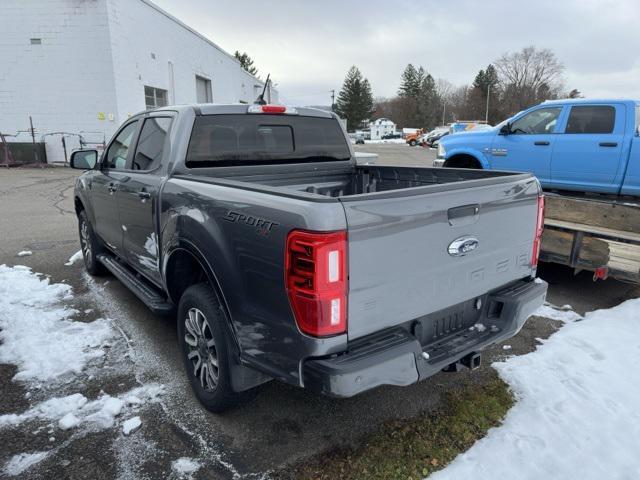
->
(97, 253, 174, 316)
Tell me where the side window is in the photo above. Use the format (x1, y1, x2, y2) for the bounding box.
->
(565, 105, 615, 134)
(132, 117, 173, 171)
(105, 121, 139, 170)
(511, 107, 562, 135)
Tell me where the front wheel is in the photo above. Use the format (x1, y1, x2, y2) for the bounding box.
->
(177, 283, 240, 413)
(409, 140, 417, 146)
(78, 210, 106, 275)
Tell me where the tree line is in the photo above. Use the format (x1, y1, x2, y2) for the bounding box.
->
(334, 46, 580, 132)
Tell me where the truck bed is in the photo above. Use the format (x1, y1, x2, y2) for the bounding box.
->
(179, 164, 527, 201)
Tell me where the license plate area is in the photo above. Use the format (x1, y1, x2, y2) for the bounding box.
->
(411, 296, 485, 347)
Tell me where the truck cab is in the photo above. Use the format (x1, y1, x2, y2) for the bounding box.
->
(435, 99, 640, 196)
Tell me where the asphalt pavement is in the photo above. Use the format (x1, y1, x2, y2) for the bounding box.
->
(1, 154, 638, 479)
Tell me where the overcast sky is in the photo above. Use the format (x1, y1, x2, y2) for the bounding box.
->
(154, 0, 640, 106)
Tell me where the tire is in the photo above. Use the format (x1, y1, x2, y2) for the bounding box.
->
(177, 283, 239, 413)
(78, 210, 107, 276)
(409, 140, 417, 146)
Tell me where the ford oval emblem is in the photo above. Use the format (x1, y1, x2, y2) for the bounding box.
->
(448, 236, 479, 257)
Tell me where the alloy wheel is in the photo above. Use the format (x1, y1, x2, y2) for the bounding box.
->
(80, 220, 92, 265)
(184, 307, 219, 391)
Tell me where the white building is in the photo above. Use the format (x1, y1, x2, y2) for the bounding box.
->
(369, 118, 397, 140)
(0, 0, 277, 163)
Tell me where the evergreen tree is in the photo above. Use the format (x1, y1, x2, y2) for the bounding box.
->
(473, 64, 498, 95)
(398, 64, 440, 128)
(568, 88, 582, 98)
(234, 51, 259, 77)
(335, 66, 374, 131)
(398, 64, 420, 98)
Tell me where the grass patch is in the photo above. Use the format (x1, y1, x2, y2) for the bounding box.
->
(276, 375, 514, 480)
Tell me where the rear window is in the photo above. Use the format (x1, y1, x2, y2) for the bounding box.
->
(565, 106, 615, 134)
(186, 114, 350, 166)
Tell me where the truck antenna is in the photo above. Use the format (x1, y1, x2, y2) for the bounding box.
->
(255, 74, 271, 105)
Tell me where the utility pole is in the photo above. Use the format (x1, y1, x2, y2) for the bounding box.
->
(330, 89, 335, 112)
(442, 101, 446, 126)
(485, 84, 491, 124)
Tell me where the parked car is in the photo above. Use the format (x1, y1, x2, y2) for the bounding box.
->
(423, 127, 450, 147)
(70, 103, 547, 412)
(355, 133, 365, 144)
(382, 132, 403, 139)
(435, 98, 640, 283)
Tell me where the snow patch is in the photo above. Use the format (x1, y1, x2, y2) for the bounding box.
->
(172, 457, 201, 475)
(58, 413, 81, 430)
(64, 250, 83, 266)
(533, 303, 583, 322)
(0, 384, 163, 432)
(16, 251, 32, 257)
(469, 323, 486, 332)
(3, 451, 48, 476)
(429, 298, 640, 480)
(0, 265, 114, 382)
(122, 416, 142, 435)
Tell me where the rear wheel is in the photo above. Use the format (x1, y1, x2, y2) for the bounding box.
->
(409, 139, 417, 146)
(78, 210, 106, 275)
(177, 283, 239, 413)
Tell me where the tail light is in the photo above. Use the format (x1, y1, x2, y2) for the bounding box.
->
(531, 195, 545, 267)
(247, 104, 298, 115)
(285, 230, 347, 337)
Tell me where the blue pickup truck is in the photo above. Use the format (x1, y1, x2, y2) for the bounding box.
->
(435, 99, 640, 196)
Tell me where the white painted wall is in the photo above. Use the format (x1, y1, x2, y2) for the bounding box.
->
(106, 0, 271, 123)
(0, 0, 118, 163)
(0, 0, 276, 164)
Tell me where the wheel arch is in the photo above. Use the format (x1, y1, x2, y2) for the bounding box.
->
(163, 242, 227, 310)
(443, 152, 484, 169)
(74, 196, 85, 214)
(165, 241, 271, 391)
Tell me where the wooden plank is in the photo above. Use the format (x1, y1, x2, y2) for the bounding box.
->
(545, 218, 640, 243)
(545, 194, 640, 233)
(540, 229, 573, 257)
(579, 236, 611, 265)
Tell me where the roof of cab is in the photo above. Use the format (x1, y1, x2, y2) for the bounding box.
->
(542, 98, 639, 106)
(150, 103, 335, 118)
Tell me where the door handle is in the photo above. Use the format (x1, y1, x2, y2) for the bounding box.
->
(599, 142, 618, 147)
(534, 141, 550, 146)
(138, 191, 151, 199)
(108, 182, 118, 194)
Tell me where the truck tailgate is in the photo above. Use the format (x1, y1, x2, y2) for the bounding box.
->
(341, 175, 540, 340)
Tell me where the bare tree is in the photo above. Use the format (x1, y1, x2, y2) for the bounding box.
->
(494, 46, 565, 114)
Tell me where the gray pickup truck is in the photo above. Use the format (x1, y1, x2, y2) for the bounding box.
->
(70, 103, 547, 412)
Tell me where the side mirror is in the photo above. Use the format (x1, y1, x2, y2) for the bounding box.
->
(499, 123, 511, 135)
(70, 150, 98, 170)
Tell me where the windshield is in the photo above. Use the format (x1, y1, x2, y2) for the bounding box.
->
(186, 114, 351, 167)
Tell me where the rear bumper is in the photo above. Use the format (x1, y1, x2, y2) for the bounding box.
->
(303, 278, 547, 398)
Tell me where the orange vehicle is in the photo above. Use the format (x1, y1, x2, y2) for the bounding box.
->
(405, 129, 424, 146)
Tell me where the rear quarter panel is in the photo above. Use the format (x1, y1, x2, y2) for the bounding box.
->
(159, 178, 348, 385)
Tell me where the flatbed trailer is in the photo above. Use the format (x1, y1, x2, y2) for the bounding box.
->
(541, 193, 640, 283)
